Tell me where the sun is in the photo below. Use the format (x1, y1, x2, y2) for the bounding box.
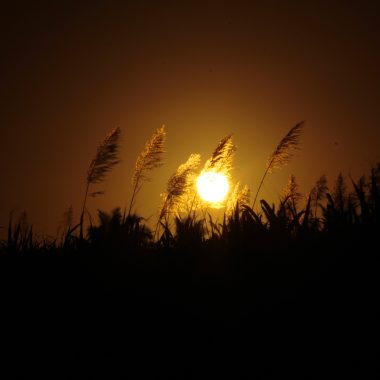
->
(196, 171, 229, 205)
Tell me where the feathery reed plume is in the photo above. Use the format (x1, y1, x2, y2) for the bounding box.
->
(80, 127, 121, 238)
(128, 126, 166, 216)
(283, 174, 301, 202)
(87, 128, 121, 184)
(226, 182, 251, 217)
(239, 185, 251, 206)
(203, 134, 236, 176)
(333, 172, 346, 212)
(156, 153, 201, 237)
(252, 121, 304, 208)
(188, 135, 235, 214)
(281, 174, 302, 215)
(310, 174, 328, 216)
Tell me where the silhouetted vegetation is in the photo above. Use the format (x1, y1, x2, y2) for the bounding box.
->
(1, 125, 378, 377)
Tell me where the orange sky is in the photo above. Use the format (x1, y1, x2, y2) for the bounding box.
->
(1, 1, 379, 236)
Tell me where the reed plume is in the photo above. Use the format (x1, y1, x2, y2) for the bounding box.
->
(128, 126, 166, 216)
(203, 134, 236, 176)
(283, 174, 301, 200)
(310, 174, 328, 216)
(187, 135, 235, 214)
(252, 121, 304, 208)
(157, 153, 201, 236)
(226, 182, 251, 217)
(333, 173, 346, 212)
(281, 174, 302, 214)
(80, 127, 121, 238)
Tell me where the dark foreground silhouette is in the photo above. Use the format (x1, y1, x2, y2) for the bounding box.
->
(1, 169, 379, 378)
(2, 236, 378, 377)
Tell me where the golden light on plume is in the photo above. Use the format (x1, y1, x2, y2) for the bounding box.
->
(196, 171, 229, 205)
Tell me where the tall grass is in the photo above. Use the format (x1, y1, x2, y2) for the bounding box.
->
(1, 129, 377, 380)
(1, 166, 379, 254)
(1, 124, 379, 254)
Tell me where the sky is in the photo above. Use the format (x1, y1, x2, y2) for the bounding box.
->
(1, 1, 379, 236)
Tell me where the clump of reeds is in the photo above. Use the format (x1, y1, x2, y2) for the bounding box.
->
(253, 122, 304, 208)
(128, 126, 166, 216)
(87, 208, 152, 248)
(80, 127, 121, 238)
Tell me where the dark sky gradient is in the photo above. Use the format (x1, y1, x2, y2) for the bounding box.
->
(1, 1, 379, 235)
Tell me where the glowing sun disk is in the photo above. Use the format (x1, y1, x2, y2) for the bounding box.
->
(196, 171, 229, 204)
